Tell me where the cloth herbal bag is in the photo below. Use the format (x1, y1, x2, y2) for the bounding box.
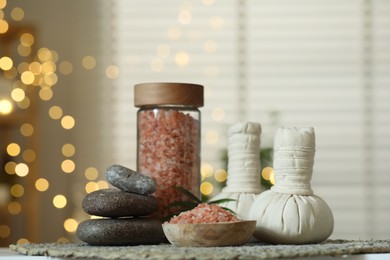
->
(211, 121, 263, 219)
(249, 127, 334, 244)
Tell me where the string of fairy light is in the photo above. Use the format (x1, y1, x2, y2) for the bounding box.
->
(1, 0, 275, 244)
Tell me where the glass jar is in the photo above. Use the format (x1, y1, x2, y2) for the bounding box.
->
(134, 82, 203, 218)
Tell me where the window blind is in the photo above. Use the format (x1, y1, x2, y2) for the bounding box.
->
(107, 0, 390, 240)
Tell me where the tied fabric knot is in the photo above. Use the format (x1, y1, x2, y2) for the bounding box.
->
(271, 127, 315, 196)
(222, 122, 262, 193)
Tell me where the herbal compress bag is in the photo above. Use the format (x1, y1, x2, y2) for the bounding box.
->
(249, 127, 334, 244)
(211, 122, 263, 219)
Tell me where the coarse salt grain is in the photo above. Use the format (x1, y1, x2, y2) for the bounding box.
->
(138, 109, 200, 217)
(166, 203, 240, 224)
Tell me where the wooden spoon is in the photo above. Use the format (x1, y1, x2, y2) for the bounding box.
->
(162, 220, 256, 247)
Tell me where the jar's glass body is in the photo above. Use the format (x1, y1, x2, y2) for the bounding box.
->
(137, 105, 201, 217)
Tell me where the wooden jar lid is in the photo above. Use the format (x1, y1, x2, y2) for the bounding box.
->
(134, 82, 204, 107)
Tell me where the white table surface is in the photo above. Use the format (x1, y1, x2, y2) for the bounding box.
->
(1, 248, 390, 260)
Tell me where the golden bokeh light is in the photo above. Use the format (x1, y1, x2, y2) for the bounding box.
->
(5, 161, 16, 175)
(17, 44, 31, 57)
(6, 143, 21, 157)
(35, 178, 49, 192)
(63, 218, 78, 233)
(0, 98, 13, 115)
(178, 9, 192, 25)
(261, 167, 273, 181)
(0, 225, 10, 239)
(97, 180, 109, 189)
(61, 115, 75, 129)
(29, 61, 42, 74)
(167, 27, 182, 40)
(37, 48, 52, 62)
(105, 65, 120, 79)
(0, 56, 13, 70)
(82, 55, 96, 70)
(3, 67, 17, 79)
(209, 16, 224, 29)
(39, 88, 53, 101)
(0, 0, 6, 9)
(22, 149, 36, 162)
(61, 159, 75, 173)
(59, 61, 73, 75)
(10, 184, 24, 198)
(49, 105, 63, 119)
(175, 51, 189, 66)
(20, 32, 34, 46)
(42, 61, 56, 73)
(269, 170, 276, 185)
(53, 194, 67, 209)
(200, 181, 213, 195)
(20, 123, 34, 136)
(17, 61, 28, 73)
(16, 96, 30, 109)
(57, 237, 70, 243)
(85, 181, 99, 194)
(16, 238, 29, 245)
(85, 167, 99, 181)
(214, 169, 227, 182)
(11, 88, 25, 102)
(0, 19, 9, 34)
(211, 107, 225, 121)
(11, 7, 24, 21)
(8, 201, 22, 215)
(203, 40, 218, 54)
(201, 163, 214, 179)
(62, 143, 75, 157)
(20, 71, 35, 85)
(15, 163, 29, 177)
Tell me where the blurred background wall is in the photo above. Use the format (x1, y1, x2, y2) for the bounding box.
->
(0, 0, 389, 245)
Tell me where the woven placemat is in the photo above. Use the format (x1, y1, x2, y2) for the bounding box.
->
(9, 240, 390, 259)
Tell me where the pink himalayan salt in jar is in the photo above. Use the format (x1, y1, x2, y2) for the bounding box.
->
(134, 82, 203, 218)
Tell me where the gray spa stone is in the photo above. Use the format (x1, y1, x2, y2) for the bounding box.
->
(82, 189, 157, 217)
(106, 164, 156, 195)
(76, 218, 167, 246)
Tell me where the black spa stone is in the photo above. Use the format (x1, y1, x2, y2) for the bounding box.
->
(76, 218, 166, 246)
(82, 189, 157, 217)
(106, 164, 156, 195)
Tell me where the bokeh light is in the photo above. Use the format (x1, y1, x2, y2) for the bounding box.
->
(6, 143, 20, 156)
(63, 218, 78, 233)
(35, 178, 49, 192)
(200, 181, 213, 195)
(49, 105, 63, 119)
(82, 55, 96, 70)
(61, 115, 75, 129)
(15, 163, 29, 177)
(84, 167, 99, 181)
(62, 143, 75, 157)
(53, 194, 67, 209)
(20, 123, 34, 136)
(61, 159, 75, 173)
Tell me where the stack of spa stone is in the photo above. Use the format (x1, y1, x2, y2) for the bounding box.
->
(76, 164, 166, 246)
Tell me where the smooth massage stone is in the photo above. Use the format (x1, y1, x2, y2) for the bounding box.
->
(82, 189, 157, 217)
(106, 164, 157, 195)
(76, 218, 166, 246)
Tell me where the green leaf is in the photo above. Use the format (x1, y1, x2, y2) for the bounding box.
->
(208, 198, 236, 205)
(173, 186, 202, 204)
(220, 206, 236, 215)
